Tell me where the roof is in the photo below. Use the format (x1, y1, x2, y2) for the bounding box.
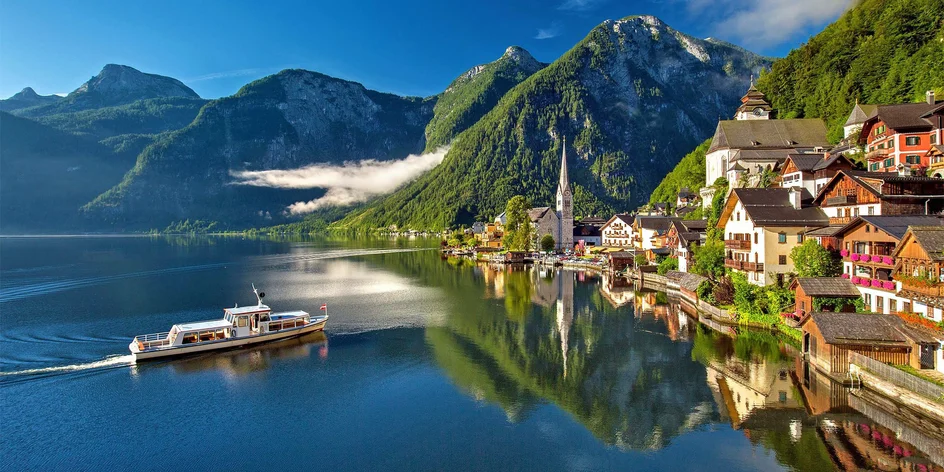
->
(636, 216, 680, 232)
(607, 251, 634, 259)
(677, 187, 696, 198)
(813, 170, 944, 205)
(870, 101, 943, 131)
(175, 319, 233, 332)
(574, 224, 601, 238)
(675, 206, 696, 217)
(678, 231, 705, 245)
(907, 226, 944, 261)
(528, 207, 554, 222)
(812, 153, 852, 171)
(579, 216, 607, 225)
(844, 103, 877, 126)
(732, 149, 796, 162)
(803, 225, 845, 237)
(603, 213, 634, 228)
(802, 312, 938, 345)
(679, 220, 708, 231)
(708, 119, 829, 153)
(784, 154, 824, 172)
(224, 304, 271, 315)
(724, 187, 829, 227)
(792, 277, 860, 297)
(833, 215, 944, 241)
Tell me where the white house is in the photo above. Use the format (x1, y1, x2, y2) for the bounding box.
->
(601, 214, 634, 248)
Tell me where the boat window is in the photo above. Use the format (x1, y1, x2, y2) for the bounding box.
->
(183, 333, 199, 344)
(237, 316, 248, 328)
(260, 314, 270, 322)
(270, 322, 282, 331)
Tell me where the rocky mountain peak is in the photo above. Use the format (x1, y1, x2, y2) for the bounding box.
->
(503, 46, 538, 66)
(72, 64, 200, 101)
(14, 87, 40, 98)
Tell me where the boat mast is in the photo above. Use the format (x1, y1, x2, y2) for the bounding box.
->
(252, 284, 265, 306)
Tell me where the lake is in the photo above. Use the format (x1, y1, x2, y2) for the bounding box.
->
(1, 236, 941, 471)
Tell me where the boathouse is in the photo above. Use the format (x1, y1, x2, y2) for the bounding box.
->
(790, 277, 861, 318)
(799, 312, 939, 374)
(607, 251, 634, 272)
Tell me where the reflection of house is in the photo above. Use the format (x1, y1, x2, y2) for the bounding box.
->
(833, 216, 943, 315)
(790, 277, 861, 318)
(718, 187, 828, 286)
(799, 312, 940, 374)
(813, 170, 944, 226)
(706, 357, 800, 428)
(601, 214, 634, 248)
(599, 272, 634, 308)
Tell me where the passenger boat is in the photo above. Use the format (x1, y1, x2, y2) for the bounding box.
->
(129, 285, 328, 361)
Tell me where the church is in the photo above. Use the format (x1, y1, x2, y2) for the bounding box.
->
(529, 138, 575, 251)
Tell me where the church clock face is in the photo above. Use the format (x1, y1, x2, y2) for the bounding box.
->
(752, 107, 765, 116)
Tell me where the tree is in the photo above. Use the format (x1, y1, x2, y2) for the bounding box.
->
(504, 195, 533, 251)
(540, 234, 556, 252)
(692, 239, 726, 279)
(790, 239, 841, 277)
(657, 257, 678, 275)
(634, 253, 648, 267)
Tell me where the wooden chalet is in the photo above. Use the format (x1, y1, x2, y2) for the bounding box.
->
(799, 312, 939, 374)
(790, 278, 861, 318)
(891, 226, 944, 314)
(812, 170, 944, 226)
(607, 251, 635, 272)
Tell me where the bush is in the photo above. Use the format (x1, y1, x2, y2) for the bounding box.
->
(712, 276, 735, 305)
(635, 253, 648, 267)
(657, 257, 678, 275)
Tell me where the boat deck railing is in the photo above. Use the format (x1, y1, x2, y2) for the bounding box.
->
(135, 332, 172, 350)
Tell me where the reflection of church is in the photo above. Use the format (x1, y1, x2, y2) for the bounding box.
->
(556, 269, 574, 378)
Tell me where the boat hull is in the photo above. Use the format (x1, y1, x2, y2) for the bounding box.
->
(130, 318, 327, 362)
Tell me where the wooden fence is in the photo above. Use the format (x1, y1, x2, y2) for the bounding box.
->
(850, 351, 944, 403)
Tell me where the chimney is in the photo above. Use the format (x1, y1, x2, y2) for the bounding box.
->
(928, 90, 936, 105)
(788, 186, 802, 209)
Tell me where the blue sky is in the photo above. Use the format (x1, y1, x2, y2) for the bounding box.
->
(0, 0, 852, 100)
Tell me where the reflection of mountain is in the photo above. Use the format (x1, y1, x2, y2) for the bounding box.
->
(427, 266, 718, 450)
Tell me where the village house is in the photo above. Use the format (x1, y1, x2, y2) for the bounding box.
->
(799, 311, 940, 375)
(600, 214, 634, 248)
(833, 216, 944, 316)
(606, 251, 635, 273)
(573, 218, 603, 247)
(790, 277, 861, 318)
(478, 219, 504, 248)
(777, 152, 854, 196)
(812, 169, 944, 226)
(928, 144, 944, 178)
(666, 219, 707, 273)
(859, 91, 943, 173)
(676, 187, 697, 208)
(633, 216, 680, 252)
(891, 226, 944, 322)
(701, 84, 830, 205)
(718, 187, 829, 286)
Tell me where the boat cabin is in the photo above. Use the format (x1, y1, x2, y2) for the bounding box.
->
(224, 304, 273, 337)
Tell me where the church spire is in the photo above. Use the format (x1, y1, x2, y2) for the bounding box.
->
(559, 136, 570, 193)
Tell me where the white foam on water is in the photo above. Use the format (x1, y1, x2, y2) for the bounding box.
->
(0, 354, 136, 378)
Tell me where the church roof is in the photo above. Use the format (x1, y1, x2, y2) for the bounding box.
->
(558, 137, 570, 194)
(708, 119, 829, 153)
(528, 207, 554, 222)
(844, 103, 877, 126)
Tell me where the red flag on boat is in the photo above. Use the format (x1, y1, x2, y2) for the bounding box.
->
(320, 304, 327, 311)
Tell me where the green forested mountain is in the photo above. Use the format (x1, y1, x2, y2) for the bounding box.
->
(650, 0, 944, 207)
(0, 87, 61, 112)
(0, 112, 136, 232)
(338, 16, 768, 230)
(83, 70, 436, 229)
(424, 46, 544, 150)
(22, 97, 207, 139)
(757, 0, 944, 142)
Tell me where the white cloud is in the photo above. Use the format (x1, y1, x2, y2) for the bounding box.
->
(688, 0, 853, 47)
(230, 147, 450, 215)
(535, 23, 561, 40)
(558, 0, 607, 11)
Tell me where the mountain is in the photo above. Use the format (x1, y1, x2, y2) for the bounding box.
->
(650, 0, 944, 206)
(83, 70, 436, 229)
(338, 16, 770, 230)
(757, 0, 944, 142)
(0, 112, 136, 232)
(0, 87, 61, 112)
(424, 46, 544, 150)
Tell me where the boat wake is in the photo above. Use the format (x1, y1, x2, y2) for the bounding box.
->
(0, 247, 431, 303)
(0, 354, 135, 385)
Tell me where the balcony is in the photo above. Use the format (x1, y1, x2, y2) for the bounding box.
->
(845, 252, 895, 266)
(850, 276, 896, 291)
(898, 280, 944, 297)
(865, 148, 892, 162)
(725, 259, 764, 272)
(724, 239, 751, 250)
(826, 194, 857, 206)
(829, 216, 852, 225)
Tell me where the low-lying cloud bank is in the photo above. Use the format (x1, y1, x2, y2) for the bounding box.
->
(231, 147, 449, 215)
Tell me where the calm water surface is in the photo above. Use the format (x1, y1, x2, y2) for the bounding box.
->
(1, 236, 941, 471)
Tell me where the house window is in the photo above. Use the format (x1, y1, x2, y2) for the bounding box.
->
(778, 233, 786, 244)
(932, 134, 938, 145)
(797, 234, 803, 243)
(736, 212, 740, 221)
(754, 233, 758, 244)
(888, 139, 894, 149)
(877, 296, 884, 312)
(866, 225, 870, 233)
(905, 136, 920, 146)
(868, 206, 874, 215)
(845, 242, 850, 250)
(903, 301, 911, 312)
(906, 155, 920, 164)
(779, 255, 787, 264)
(870, 163, 880, 171)
(884, 158, 894, 168)
(864, 293, 871, 310)
(890, 299, 897, 313)
(854, 208, 859, 217)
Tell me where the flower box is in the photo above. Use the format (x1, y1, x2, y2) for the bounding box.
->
(841, 273, 850, 279)
(851, 276, 860, 284)
(882, 281, 895, 290)
(871, 255, 882, 263)
(859, 278, 871, 287)
(871, 279, 881, 288)
(882, 256, 894, 265)
(840, 249, 849, 257)
(851, 253, 860, 261)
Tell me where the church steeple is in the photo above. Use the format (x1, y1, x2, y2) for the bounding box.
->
(735, 80, 772, 120)
(556, 136, 574, 251)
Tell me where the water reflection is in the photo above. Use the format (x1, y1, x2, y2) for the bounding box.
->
(419, 259, 944, 468)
